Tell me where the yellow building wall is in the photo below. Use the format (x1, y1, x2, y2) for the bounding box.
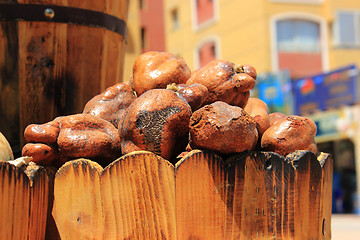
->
(328, 0, 360, 70)
(125, 0, 360, 78)
(215, 0, 269, 72)
(164, 0, 194, 68)
(164, 0, 360, 75)
(164, 0, 271, 72)
(265, 0, 360, 72)
(123, 0, 142, 83)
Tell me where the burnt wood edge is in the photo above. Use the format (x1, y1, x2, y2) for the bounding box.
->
(0, 3, 127, 38)
(0, 161, 51, 186)
(1, 150, 331, 182)
(52, 150, 333, 176)
(175, 150, 332, 171)
(0, 161, 29, 184)
(54, 151, 174, 178)
(52, 158, 103, 178)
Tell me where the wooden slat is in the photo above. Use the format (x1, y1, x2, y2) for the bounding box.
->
(318, 152, 333, 240)
(26, 164, 50, 240)
(101, 151, 176, 239)
(100, 30, 126, 92)
(18, 21, 59, 129)
(0, 21, 20, 151)
(175, 150, 243, 240)
(262, 152, 288, 239)
(0, 162, 50, 240)
(53, 151, 176, 240)
(0, 163, 30, 240)
(52, 159, 104, 240)
(240, 152, 270, 239)
(175, 150, 332, 240)
(287, 151, 323, 240)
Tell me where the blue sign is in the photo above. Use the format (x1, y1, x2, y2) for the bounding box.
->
(293, 65, 358, 115)
(252, 70, 292, 114)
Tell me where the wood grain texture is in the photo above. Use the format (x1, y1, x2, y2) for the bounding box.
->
(52, 159, 104, 240)
(0, 21, 20, 152)
(175, 150, 334, 240)
(101, 151, 176, 240)
(51, 150, 332, 240)
(0, 162, 50, 240)
(44, 166, 61, 240)
(52, 151, 176, 240)
(175, 150, 244, 240)
(0, 0, 129, 148)
(318, 152, 333, 240)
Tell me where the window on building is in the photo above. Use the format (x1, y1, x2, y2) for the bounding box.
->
(276, 19, 322, 78)
(171, 8, 179, 30)
(141, 27, 147, 51)
(139, 0, 145, 10)
(198, 40, 217, 68)
(335, 11, 360, 48)
(210, 44, 216, 57)
(277, 20, 320, 53)
(195, 0, 215, 26)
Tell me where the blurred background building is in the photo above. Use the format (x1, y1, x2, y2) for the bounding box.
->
(123, 0, 360, 214)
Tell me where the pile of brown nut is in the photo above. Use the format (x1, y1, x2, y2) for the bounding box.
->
(21, 51, 318, 167)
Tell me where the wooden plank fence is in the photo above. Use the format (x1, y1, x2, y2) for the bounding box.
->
(0, 150, 333, 239)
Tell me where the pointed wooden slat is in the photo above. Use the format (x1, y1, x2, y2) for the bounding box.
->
(53, 151, 176, 240)
(239, 152, 271, 239)
(286, 151, 323, 240)
(175, 150, 236, 240)
(318, 152, 333, 240)
(0, 162, 30, 240)
(52, 159, 104, 240)
(175, 150, 333, 240)
(26, 164, 50, 240)
(0, 161, 50, 240)
(260, 152, 296, 239)
(101, 151, 176, 239)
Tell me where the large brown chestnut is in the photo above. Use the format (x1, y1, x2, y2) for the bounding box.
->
(83, 83, 136, 128)
(22, 114, 121, 167)
(22, 143, 58, 166)
(119, 89, 192, 161)
(189, 101, 258, 154)
(261, 115, 318, 157)
(167, 83, 209, 111)
(130, 51, 191, 96)
(57, 114, 122, 166)
(24, 119, 60, 144)
(186, 60, 256, 108)
(244, 98, 270, 137)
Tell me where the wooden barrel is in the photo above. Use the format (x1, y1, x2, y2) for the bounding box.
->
(0, 1, 129, 156)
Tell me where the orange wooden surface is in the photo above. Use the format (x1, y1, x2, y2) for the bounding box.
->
(0, 162, 50, 240)
(50, 150, 332, 240)
(53, 152, 176, 240)
(0, 150, 332, 239)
